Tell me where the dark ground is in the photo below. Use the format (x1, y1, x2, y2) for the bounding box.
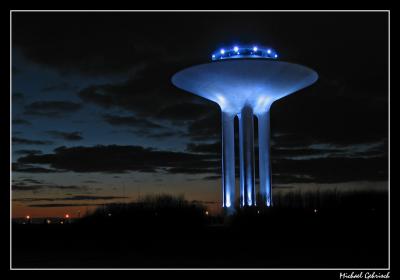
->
(12, 193, 389, 269)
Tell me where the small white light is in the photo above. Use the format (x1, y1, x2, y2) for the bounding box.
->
(220, 49, 225, 54)
(274, 54, 278, 58)
(267, 49, 271, 54)
(212, 54, 215, 58)
(253, 46, 258, 52)
(233, 46, 239, 52)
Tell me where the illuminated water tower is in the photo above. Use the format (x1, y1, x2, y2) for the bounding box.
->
(172, 45, 318, 213)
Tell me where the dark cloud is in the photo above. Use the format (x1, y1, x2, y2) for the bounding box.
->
(12, 12, 387, 78)
(103, 114, 162, 129)
(157, 102, 214, 122)
(45, 130, 83, 141)
(13, 91, 25, 102)
(166, 166, 220, 175)
(41, 82, 78, 92)
(27, 203, 104, 208)
(21, 178, 43, 184)
(12, 66, 21, 75)
(17, 145, 217, 174)
(191, 138, 388, 184)
(12, 180, 86, 191)
(272, 156, 388, 184)
(202, 175, 221, 181)
(12, 184, 43, 191)
(24, 101, 82, 117)
(12, 137, 53, 145)
(12, 12, 207, 76)
(12, 162, 61, 173)
(270, 77, 388, 146)
(14, 149, 42, 156)
(14, 195, 127, 202)
(15, 140, 387, 183)
(120, 127, 187, 139)
(191, 200, 217, 205)
(186, 139, 387, 160)
(272, 185, 295, 189)
(77, 69, 207, 122)
(141, 131, 184, 139)
(12, 118, 32, 125)
(187, 112, 221, 141)
(271, 141, 387, 160)
(187, 141, 220, 154)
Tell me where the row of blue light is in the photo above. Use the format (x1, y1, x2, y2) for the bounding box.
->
(211, 45, 279, 61)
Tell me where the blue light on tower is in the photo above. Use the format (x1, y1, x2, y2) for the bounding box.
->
(172, 43, 318, 214)
(212, 45, 279, 61)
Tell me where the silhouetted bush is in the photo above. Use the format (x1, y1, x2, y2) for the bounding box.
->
(78, 194, 207, 232)
(265, 188, 387, 210)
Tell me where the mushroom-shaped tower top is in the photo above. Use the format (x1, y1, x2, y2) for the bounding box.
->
(171, 45, 318, 211)
(172, 45, 318, 114)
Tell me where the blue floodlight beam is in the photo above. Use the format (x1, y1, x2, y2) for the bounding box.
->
(172, 45, 318, 214)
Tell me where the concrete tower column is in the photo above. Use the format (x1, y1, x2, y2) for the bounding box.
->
(257, 111, 272, 207)
(221, 111, 235, 213)
(238, 105, 256, 207)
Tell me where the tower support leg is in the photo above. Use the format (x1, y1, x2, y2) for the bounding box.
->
(222, 111, 235, 214)
(257, 111, 272, 207)
(238, 105, 256, 207)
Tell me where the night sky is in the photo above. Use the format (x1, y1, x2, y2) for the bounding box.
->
(11, 12, 388, 218)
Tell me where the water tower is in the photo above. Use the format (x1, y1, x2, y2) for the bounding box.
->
(172, 45, 318, 213)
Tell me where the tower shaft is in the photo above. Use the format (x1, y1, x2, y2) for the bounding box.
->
(221, 112, 235, 212)
(257, 111, 272, 207)
(239, 105, 256, 207)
